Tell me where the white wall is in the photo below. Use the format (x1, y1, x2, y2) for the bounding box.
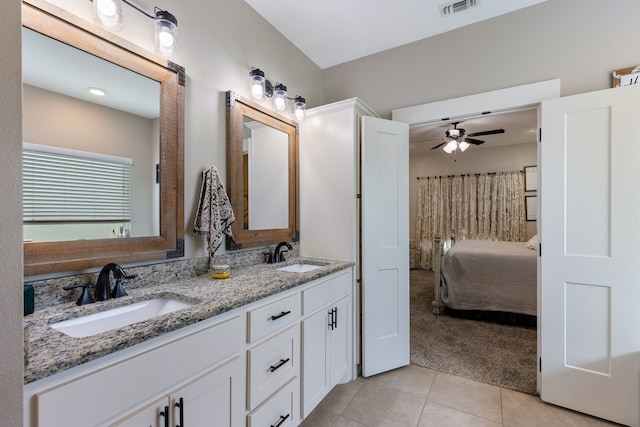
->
(323, 0, 640, 119)
(0, 0, 24, 424)
(409, 142, 538, 240)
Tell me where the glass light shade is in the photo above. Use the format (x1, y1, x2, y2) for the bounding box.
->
(273, 83, 287, 112)
(458, 141, 470, 152)
(443, 140, 458, 153)
(249, 69, 266, 100)
(94, 0, 122, 31)
(155, 10, 178, 58)
(294, 96, 306, 121)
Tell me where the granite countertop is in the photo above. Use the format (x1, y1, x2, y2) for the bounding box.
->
(23, 257, 352, 384)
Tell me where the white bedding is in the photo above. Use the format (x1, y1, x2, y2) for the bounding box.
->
(440, 239, 537, 316)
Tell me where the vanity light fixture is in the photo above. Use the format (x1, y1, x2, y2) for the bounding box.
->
(91, 0, 178, 58)
(249, 67, 307, 120)
(273, 83, 287, 112)
(154, 8, 178, 58)
(294, 96, 306, 121)
(249, 68, 268, 100)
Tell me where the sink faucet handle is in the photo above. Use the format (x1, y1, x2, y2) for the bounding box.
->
(264, 252, 273, 264)
(111, 266, 135, 298)
(111, 278, 128, 299)
(63, 283, 95, 306)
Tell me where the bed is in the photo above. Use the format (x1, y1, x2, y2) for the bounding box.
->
(432, 236, 537, 318)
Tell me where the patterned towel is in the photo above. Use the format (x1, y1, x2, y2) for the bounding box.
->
(193, 166, 235, 256)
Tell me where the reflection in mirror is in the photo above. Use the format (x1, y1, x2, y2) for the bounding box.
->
(227, 91, 299, 250)
(22, 28, 161, 242)
(22, 1, 184, 276)
(243, 117, 289, 230)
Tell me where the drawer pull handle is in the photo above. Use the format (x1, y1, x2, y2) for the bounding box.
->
(271, 413, 290, 427)
(175, 397, 184, 427)
(271, 310, 291, 321)
(269, 358, 290, 372)
(159, 406, 170, 427)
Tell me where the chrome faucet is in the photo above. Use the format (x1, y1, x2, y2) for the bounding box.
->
(273, 242, 293, 263)
(95, 263, 136, 301)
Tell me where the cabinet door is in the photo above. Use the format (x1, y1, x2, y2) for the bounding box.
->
(301, 309, 330, 418)
(329, 297, 350, 388)
(170, 356, 245, 427)
(110, 356, 244, 427)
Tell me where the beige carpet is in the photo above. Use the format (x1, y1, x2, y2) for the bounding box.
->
(410, 269, 537, 395)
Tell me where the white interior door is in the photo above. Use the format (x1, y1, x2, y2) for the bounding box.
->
(361, 116, 410, 377)
(540, 84, 640, 426)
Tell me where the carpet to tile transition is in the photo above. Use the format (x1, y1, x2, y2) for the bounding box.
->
(409, 269, 537, 395)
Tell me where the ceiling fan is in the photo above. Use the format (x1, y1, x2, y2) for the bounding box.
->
(431, 122, 505, 152)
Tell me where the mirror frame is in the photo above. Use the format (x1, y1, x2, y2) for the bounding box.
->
(226, 91, 299, 250)
(22, 0, 185, 276)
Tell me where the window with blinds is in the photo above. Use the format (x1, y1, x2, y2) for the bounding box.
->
(23, 143, 132, 223)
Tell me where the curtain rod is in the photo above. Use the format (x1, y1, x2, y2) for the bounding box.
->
(416, 170, 524, 180)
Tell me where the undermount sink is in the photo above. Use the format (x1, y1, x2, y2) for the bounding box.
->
(277, 263, 323, 273)
(50, 297, 195, 338)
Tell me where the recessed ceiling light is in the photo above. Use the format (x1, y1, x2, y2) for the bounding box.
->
(88, 87, 107, 96)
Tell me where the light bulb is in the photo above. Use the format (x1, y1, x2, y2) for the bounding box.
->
(294, 96, 306, 121)
(94, 0, 122, 31)
(458, 141, 470, 152)
(443, 140, 458, 153)
(273, 83, 287, 112)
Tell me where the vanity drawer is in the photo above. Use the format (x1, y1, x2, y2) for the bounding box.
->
(301, 270, 350, 315)
(247, 292, 300, 343)
(248, 377, 298, 427)
(247, 324, 299, 411)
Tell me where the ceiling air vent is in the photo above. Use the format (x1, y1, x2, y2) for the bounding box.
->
(439, 0, 478, 16)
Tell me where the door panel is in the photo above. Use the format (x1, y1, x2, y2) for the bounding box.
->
(540, 84, 640, 426)
(361, 116, 409, 377)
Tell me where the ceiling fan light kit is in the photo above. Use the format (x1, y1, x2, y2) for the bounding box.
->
(432, 122, 504, 154)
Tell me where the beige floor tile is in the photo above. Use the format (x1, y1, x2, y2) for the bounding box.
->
(362, 365, 436, 400)
(501, 389, 620, 427)
(427, 372, 503, 423)
(341, 380, 426, 427)
(418, 402, 502, 427)
(333, 416, 369, 427)
(317, 377, 366, 415)
(299, 403, 340, 427)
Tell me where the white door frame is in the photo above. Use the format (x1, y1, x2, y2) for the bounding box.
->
(391, 78, 561, 393)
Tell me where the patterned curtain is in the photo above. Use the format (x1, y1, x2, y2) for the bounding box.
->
(415, 171, 526, 269)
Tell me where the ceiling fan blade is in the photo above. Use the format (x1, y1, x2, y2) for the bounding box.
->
(467, 128, 505, 137)
(465, 138, 485, 145)
(431, 141, 447, 150)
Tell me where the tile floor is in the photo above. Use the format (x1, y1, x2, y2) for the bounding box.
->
(299, 365, 620, 427)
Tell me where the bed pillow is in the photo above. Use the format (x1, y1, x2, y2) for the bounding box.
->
(525, 235, 537, 250)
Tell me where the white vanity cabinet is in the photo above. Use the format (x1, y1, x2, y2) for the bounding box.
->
(24, 267, 353, 427)
(301, 271, 352, 418)
(26, 314, 246, 427)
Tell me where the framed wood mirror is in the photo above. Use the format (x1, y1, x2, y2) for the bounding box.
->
(226, 91, 299, 249)
(22, 0, 184, 276)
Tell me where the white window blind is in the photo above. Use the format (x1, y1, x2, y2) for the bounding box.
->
(23, 143, 132, 222)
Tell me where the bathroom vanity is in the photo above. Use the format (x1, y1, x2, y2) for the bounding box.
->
(23, 259, 353, 427)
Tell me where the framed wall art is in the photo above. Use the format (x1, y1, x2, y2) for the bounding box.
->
(524, 165, 537, 192)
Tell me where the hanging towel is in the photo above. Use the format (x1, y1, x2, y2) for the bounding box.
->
(193, 166, 235, 257)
